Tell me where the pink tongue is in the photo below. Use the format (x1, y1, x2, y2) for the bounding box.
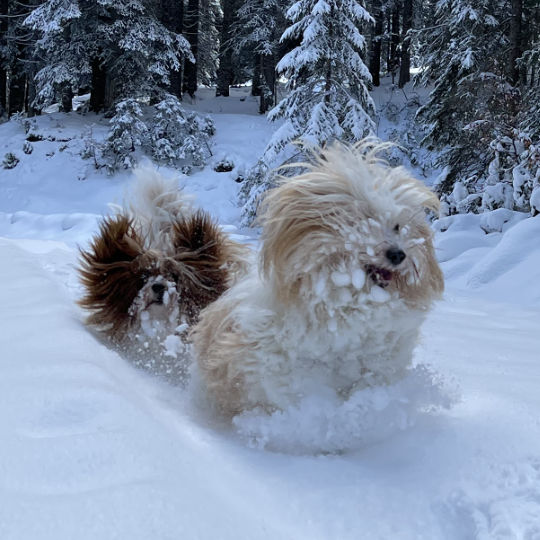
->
(379, 268, 393, 281)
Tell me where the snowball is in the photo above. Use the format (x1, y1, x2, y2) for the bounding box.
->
(163, 335, 182, 358)
(369, 286, 390, 303)
(176, 323, 189, 334)
(331, 271, 351, 287)
(351, 268, 366, 289)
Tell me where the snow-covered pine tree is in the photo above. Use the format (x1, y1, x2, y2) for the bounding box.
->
(24, 0, 193, 111)
(415, 0, 505, 206)
(104, 98, 148, 170)
(0, 0, 41, 117)
(262, 0, 375, 165)
(234, 0, 288, 113)
(416, 0, 540, 215)
(150, 94, 214, 167)
(23, 0, 84, 111)
(520, 37, 540, 141)
(238, 0, 375, 224)
(103, 94, 215, 172)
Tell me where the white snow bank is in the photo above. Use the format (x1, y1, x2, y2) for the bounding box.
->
(0, 239, 307, 540)
(0, 210, 101, 246)
(434, 210, 540, 305)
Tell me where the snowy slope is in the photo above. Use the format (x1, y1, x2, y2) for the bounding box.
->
(1, 88, 540, 539)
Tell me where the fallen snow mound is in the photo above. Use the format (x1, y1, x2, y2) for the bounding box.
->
(434, 209, 540, 305)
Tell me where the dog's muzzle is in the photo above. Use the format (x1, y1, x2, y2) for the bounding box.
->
(151, 282, 166, 304)
(385, 247, 406, 266)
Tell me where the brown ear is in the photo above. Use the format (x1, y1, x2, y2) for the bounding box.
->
(78, 215, 149, 338)
(171, 210, 230, 321)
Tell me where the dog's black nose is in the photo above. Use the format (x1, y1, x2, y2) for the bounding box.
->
(385, 247, 406, 266)
(151, 283, 166, 294)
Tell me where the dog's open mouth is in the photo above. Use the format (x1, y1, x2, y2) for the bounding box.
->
(366, 265, 393, 288)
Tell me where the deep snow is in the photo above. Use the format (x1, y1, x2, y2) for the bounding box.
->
(1, 85, 540, 539)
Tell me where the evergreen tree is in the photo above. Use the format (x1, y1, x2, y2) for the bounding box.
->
(415, 0, 508, 194)
(198, 0, 221, 85)
(263, 0, 375, 164)
(159, 0, 185, 99)
(25, 0, 193, 111)
(235, 0, 288, 112)
(0, 0, 41, 117)
(416, 0, 540, 214)
(215, 0, 238, 96)
(183, 0, 200, 97)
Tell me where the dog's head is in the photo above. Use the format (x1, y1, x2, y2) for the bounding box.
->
(258, 141, 444, 307)
(79, 210, 235, 342)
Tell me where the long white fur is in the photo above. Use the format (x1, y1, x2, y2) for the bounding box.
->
(192, 140, 444, 417)
(117, 166, 194, 253)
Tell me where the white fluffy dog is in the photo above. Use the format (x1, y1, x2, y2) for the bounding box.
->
(192, 141, 444, 417)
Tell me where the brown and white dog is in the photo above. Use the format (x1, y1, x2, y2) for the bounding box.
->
(79, 168, 248, 380)
(191, 141, 444, 417)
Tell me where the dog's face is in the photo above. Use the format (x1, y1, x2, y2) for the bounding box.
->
(79, 210, 232, 343)
(129, 271, 182, 340)
(259, 142, 444, 306)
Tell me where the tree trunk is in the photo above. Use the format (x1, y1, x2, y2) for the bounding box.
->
(509, 0, 522, 85)
(252, 53, 262, 96)
(389, 4, 400, 82)
(183, 0, 199, 97)
(26, 69, 39, 117)
(60, 83, 73, 112)
(369, 0, 383, 87)
(104, 71, 116, 109)
(215, 0, 235, 96)
(0, 0, 7, 115)
(398, 0, 412, 88)
(0, 69, 6, 116)
(10, 73, 25, 115)
(259, 53, 276, 113)
(90, 57, 106, 112)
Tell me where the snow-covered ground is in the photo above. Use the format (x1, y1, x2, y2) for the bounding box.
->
(1, 87, 540, 539)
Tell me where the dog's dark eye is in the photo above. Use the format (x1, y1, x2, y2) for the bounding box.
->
(394, 224, 400, 233)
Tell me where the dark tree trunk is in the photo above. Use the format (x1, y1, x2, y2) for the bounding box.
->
(215, 0, 235, 96)
(252, 53, 262, 96)
(161, 0, 184, 99)
(398, 0, 412, 88)
(104, 71, 116, 109)
(183, 0, 199, 97)
(10, 73, 25, 115)
(369, 0, 383, 87)
(0, 0, 7, 114)
(26, 70, 39, 117)
(90, 57, 106, 112)
(509, 0, 523, 85)
(389, 4, 400, 82)
(259, 53, 276, 114)
(0, 69, 6, 116)
(60, 83, 73, 112)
